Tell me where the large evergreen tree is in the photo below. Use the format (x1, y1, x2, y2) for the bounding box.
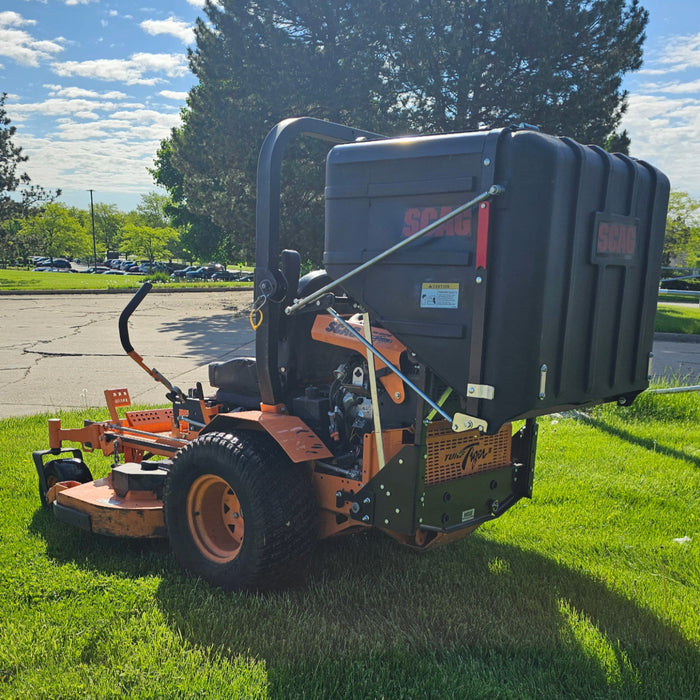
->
(389, 0, 647, 142)
(153, 0, 648, 263)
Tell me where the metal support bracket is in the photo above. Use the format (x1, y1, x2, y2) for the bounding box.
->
(539, 364, 548, 400)
(451, 413, 489, 433)
(466, 383, 495, 400)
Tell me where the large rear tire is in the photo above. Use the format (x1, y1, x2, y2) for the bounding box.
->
(164, 431, 316, 592)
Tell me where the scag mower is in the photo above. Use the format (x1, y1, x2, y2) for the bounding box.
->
(34, 118, 669, 591)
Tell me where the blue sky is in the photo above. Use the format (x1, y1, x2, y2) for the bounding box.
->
(1, 0, 699, 213)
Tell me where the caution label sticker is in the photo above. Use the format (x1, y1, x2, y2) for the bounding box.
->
(420, 282, 459, 309)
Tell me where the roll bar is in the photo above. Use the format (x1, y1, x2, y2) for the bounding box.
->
(254, 117, 385, 405)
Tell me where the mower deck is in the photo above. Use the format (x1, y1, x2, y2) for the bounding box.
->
(52, 467, 167, 539)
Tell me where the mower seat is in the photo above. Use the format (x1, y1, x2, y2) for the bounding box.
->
(208, 357, 261, 409)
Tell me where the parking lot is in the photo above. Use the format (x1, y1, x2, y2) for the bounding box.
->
(0, 290, 255, 419)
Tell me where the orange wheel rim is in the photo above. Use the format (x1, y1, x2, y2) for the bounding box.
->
(186, 474, 245, 562)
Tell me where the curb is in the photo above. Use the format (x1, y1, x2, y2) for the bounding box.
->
(653, 332, 700, 344)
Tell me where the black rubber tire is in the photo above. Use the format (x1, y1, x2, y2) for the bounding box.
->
(40, 458, 93, 509)
(163, 431, 316, 592)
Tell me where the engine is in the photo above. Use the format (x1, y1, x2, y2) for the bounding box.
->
(292, 354, 417, 478)
(329, 360, 376, 454)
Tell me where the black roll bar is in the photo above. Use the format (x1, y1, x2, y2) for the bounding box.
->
(254, 117, 385, 405)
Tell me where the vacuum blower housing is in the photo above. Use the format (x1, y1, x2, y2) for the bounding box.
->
(324, 127, 669, 434)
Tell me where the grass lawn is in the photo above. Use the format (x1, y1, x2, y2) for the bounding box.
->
(0, 269, 253, 293)
(1, 388, 699, 698)
(656, 303, 700, 335)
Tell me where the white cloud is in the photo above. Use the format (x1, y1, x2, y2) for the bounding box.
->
(65, 0, 99, 5)
(141, 17, 195, 45)
(622, 93, 700, 197)
(641, 78, 700, 95)
(44, 85, 128, 100)
(0, 11, 64, 67)
(622, 29, 700, 199)
(186, 0, 207, 8)
(110, 108, 179, 125)
(16, 107, 182, 194)
(159, 90, 188, 101)
(22, 134, 158, 191)
(51, 52, 188, 85)
(656, 32, 700, 72)
(9, 97, 144, 119)
(0, 11, 35, 28)
(638, 67, 673, 77)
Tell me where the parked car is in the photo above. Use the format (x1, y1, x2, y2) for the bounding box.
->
(122, 263, 142, 273)
(81, 266, 111, 274)
(185, 265, 224, 280)
(138, 262, 170, 274)
(34, 258, 72, 271)
(170, 265, 198, 279)
(211, 269, 241, 282)
(33, 266, 77, 273)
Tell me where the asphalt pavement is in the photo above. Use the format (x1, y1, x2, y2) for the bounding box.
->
(0, 290, 698, 420)
(0, 290, 256, 419)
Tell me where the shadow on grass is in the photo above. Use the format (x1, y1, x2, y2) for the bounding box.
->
(583, 415, 700, 470)
(29, 507, 173, 580)
(30, 511, 700, 698)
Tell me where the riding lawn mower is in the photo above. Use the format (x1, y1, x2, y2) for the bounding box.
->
(33, 117, 669, 591)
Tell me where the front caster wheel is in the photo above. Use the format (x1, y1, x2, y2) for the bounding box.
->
(164, 431, 316, 592)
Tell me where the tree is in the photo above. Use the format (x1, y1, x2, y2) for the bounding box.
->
(0, 93, 60, 225)
(121, 223, 179, 263)
(0, 93, 62, 262)
(0, 217, 24, 266)
(663, 192, 700, 267)
(0, 92, 31, 225)
(133, 192, 171, 229)
(19, 204, 90, 261)
(92, 203, 125, 257)
(153, 0, 648, 263)
(153, 0, 400, 263)
(388, 0, 647, 144)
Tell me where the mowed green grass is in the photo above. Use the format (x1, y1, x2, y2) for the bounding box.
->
(0, 269, 253, 292)
(1, 392, 699, 699)
(656, 302, 700, 335)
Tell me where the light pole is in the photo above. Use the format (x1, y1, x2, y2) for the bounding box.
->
(88, 189, 97, 270)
